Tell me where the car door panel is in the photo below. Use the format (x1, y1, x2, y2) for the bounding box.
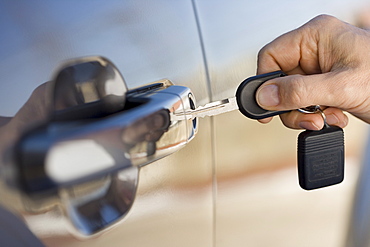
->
(1, 1, 370, 247)
(0, 1, 214, 246)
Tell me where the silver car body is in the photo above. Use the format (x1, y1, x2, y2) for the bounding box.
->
(1, 1, 370, 246)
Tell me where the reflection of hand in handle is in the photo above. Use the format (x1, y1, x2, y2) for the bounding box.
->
(121, 110, 170, 153)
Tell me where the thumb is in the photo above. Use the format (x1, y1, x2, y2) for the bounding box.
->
(256, 73, 343, 111)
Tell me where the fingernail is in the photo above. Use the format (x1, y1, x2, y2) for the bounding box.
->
(326, 113, 348, 128)
(299, 121, 321, 130)
(326, 114, 339, 125)
(257, 84, 280, 107)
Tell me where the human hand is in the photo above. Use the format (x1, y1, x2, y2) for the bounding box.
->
(256, 15, 370, 130)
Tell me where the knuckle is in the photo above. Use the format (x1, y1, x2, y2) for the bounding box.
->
(312, 14, 338, 25)
(257, 45, 270, 62)
(308, 14, 342, 30)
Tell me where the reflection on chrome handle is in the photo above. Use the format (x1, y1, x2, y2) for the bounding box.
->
(17, 81, 197, 193)
(53, 56, 128, 121)
(45, 109, 171, 185)
(61, 167, 139, 236)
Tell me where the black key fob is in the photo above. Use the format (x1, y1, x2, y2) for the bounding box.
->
(237, 71, 345, 191)
(298, 125, 345, 190)
(236, 71, 289, 119)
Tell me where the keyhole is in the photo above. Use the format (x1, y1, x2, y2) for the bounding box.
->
(188, 93, 197, 129)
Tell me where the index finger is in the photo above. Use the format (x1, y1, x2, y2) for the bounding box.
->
(257, 16, 325, 76)
(257, 29, 302, 75)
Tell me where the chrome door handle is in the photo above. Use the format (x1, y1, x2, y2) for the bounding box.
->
(15, 57, 198, 195)
(9, 57, 198, 236)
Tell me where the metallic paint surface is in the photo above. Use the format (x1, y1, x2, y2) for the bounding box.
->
(0, 1, 213, 246)
(0, 0, 370, 246)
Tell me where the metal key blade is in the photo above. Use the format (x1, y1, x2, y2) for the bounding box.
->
(193, 97, 238, 118)
(174, 97, 238, 120)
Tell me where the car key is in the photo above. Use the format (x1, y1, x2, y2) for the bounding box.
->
(174, 70, 288, 120)
(297, 108, 344, 190)
(174, 97, 238, 120)
(174, 71, 345, 190)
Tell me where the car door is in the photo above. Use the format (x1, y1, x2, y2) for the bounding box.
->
(0, 1, 214, 246)
(1, 1, 370, 247)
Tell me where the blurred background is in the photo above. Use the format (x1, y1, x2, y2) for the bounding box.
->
(202, 1, 370, 246)
(1, 1, 370, 246)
